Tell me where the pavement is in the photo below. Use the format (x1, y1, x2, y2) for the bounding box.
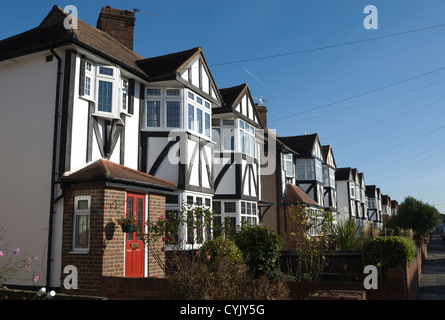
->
(418, 234, 445, 300)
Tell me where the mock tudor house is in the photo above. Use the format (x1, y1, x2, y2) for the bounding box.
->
(0, 5, 264, 296)
(366, 185, 383, 227)
(278, 133, 326, 208)
(321, 145, 337, 213)
(0, 5, 188, 294)
(212, 84, 263, 231)
(257, 118, 321, 247)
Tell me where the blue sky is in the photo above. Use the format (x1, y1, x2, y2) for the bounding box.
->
(1, 0, 444, 214)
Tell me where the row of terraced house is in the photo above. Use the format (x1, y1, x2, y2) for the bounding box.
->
(0, 5, 397, 296)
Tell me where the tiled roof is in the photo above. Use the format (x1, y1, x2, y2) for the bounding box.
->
(60, 159, 177, 190)
(335, 167, 352, 181)
(283, 184, 318, 206)
(278, 133, 318, 157)
(136, 47, 201, 82)
(0, 6, 146, 74)
(219, 83, 248, 107)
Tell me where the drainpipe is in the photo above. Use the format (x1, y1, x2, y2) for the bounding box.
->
(47, 45, 62, 288)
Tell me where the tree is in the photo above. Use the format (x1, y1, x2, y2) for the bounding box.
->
(394, 196, 442, 237)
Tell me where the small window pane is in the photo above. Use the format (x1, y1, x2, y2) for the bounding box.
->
(166, 101, 180, 128)
(85, 77, 91, 96)
(147, 88, 161, 96)
(205, 198, 211, 207)
(99, 66, 114, 76)
(196, 97, 203, 105)
(197, 109, 203, 134)
(98, 80, 113, 112)
(205, 113, 210, 138)
(212, 119, 220, 127)
(75, 215, 89, 249)
(188, 104, 195, 131)
(77, 200, 89, 210)
(205, 101, 210, 109)
(187, 196, 194, 205)
(188, 91, 195, 100)
(224, 202, 236, 213)
(146, 101, 161, 127)
(212, 201, 221, 215)
(166, 89, 180, 96)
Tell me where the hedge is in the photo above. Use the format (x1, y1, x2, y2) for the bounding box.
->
(362, 236, 417, 280)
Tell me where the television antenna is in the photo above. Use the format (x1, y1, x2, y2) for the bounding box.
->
(253, 96, 268, 106)
(133, 8, 160, 16)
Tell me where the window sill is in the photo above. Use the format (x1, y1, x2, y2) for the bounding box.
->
(69, 250, 89, 254)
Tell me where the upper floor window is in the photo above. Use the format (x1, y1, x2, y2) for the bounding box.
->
(350, 183, 355, 198)
(212, 119, 235, 152)
(296, 159, 315, 180)
(145, 88, 182, 130)
(239, 120, 255, 158)
(187, 90, 211, 139)
(283, 154, 293, 177)
(80, 60, 131, 117)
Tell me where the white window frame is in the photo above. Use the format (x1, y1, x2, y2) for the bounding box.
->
(239, 119, 256, 158)
(83, 61, 95, 100)
(145, 88, 183, 130)
(72, 195, 91, 253)
(186, 90, 211, 140)
(296, 159, 315, 180)
(283, 154, 293, 178)
(95, 66, 119, 116)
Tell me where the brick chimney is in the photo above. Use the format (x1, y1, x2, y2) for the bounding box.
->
(255, 103, 268, 128)
(97, 6, 136, 50)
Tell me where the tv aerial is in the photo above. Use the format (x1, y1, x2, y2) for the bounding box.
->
(253, 96, 268, 106)
(133, 8, 160, 16)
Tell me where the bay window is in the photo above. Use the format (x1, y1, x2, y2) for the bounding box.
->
(145, 88, 182, 130)
(187, 90, 211, 139)
(80, 59, 133, 117)
(296, 159, 315, 180)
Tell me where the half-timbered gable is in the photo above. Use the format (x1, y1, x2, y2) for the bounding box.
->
(278, 133, 325, 207)
(366, 185, 382, 226)
(212, 83, 263, 227)
(335, 167, 356, 224)
(358, 172, 368, 223)
(136, 48, 223, 207)
(321, 145, 337, 212)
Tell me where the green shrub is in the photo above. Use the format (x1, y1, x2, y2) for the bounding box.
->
(197, 236, 244, 268)
(234, 225, 283, 278)
(362, 236, 417, 280)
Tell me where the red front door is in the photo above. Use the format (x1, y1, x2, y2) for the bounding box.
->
(125, 193, 145, 277)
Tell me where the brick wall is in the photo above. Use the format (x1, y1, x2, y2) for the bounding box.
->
(61, 187, 126, 296)
(61, 186, 167, 297)
(147, 194, 166, 278)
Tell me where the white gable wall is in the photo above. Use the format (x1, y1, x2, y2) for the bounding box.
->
(0, 50, 60, 287)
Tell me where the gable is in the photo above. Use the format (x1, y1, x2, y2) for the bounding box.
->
(217, 83, 262, 128)
(312, 136, 323, 160)
(177, 49, 222, 104)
